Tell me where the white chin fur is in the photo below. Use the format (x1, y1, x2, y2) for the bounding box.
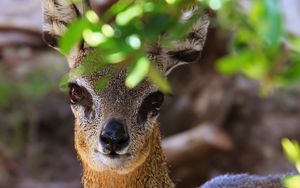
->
(90, 153, 134, 174)
(99, 154, 132, 168)
(89, 147, 150, 174)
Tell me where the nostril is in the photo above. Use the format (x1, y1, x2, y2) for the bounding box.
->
(117, 136, 129, 145)
(115, 136, 129, 149)
(100, 118, 130, 153)
(100, 135, 110, 145)
(100, 134, 129, 152)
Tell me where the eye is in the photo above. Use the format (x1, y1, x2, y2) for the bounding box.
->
(69, 83, 83, 104)
(68, 83, 95, 119)
(137, 91, 164, 124)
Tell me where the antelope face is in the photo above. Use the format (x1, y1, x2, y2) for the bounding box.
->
(42, 0, 209, 174)
(69, 62, 165, 174)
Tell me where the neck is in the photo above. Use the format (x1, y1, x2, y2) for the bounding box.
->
(81, 126, 174, 188)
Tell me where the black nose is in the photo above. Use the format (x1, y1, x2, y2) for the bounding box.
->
(100, 118, 129, 153)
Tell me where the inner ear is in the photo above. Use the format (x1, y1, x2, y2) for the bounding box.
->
(43, 32, 59, 48)
(68, 83, 93, 107)
(167, 49, 201, 63)
(137, 91, 164, 124)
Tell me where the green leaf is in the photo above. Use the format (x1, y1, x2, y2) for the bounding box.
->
(116, 4, 143, 26)
(102, 24, 115, 37)
(288, 35, 300, 53)
(217, 51, 269, 80)
(59, 73, 71, 90)
(102, 0, 134, 21)
(126, 34, 141, 49)
(59, 18, 88, 55)
(83, 29, 106, 47)
(280, 57, 300, 85)
(282, 138, 300, 166)
(217, 54, 246, 75)
(85, 10, 99, 24)
(263, 0, 283, 53)
(148, 64, 171, 93)
(207, 0, 224, 10)
(126, 56, 150, 88)
(248, 0, 283, 55)
(104, 52, 127, 64)
(283, 174, 300, 188)
(144, 13, 175, 39)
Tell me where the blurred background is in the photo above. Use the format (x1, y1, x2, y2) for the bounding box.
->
(1, 0, 300, 187)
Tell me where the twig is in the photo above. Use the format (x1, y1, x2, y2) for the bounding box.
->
(162, 123, 233, 166)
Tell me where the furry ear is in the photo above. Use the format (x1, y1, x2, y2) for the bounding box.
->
(42, 0, 81, 48)
(162, 14, 209, 75)
(42, 0, 82, 68)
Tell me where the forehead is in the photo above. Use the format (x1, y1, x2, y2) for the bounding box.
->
(72, 65, 156, 105)
(69, 48, 160, 107)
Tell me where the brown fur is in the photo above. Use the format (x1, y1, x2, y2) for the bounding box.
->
(76, 121, 174, 188)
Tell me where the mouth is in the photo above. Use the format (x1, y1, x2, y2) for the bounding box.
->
(94, 149, 131, 159)
(105, 151, 130, 159)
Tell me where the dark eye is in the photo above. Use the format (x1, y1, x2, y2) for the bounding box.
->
(137, 91, 164, 124)
(68, 83, 95, 119)
(69, 83, 83, 104)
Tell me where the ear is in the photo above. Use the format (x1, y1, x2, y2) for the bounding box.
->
(161, 14, 209, 75)
(42, 0, 82, 67)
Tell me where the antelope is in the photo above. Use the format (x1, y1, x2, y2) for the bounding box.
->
(42, 0, 285, 187)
